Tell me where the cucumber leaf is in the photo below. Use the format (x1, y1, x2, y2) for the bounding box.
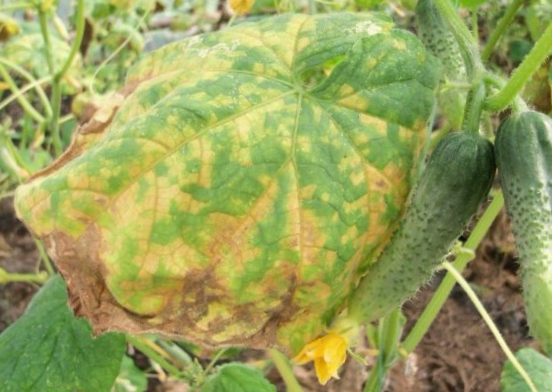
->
(201, 363, 276, 392)
(15, 13, 440, 353)
(501, 348, 552, 392)
(112, 356, 148, 392)
(0, 275, 126, 392)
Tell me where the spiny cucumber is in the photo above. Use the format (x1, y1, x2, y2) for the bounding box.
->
(416, 0, 467, 129)
(348, 132, 495, 322)
(495, 110, 552, 356)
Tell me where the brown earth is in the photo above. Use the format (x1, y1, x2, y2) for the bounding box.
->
(0, 196, 540, 392)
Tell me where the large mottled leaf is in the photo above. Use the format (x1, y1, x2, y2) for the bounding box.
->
(15, 13, 440, 354)
(0, 275, 126, 392)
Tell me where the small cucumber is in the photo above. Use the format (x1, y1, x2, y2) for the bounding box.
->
(348, 132, 495, 322)
(416, 0, 467, 129)
(495, 110, 552, 355)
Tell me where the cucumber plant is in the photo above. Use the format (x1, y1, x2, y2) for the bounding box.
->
(1, 0, 552, 391)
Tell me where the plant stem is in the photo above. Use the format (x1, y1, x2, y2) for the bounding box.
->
(471, 10, 478, 42)
(33, 238, 56, 275)
(0, 58, 52, 117)
(268, 349, 304, 392)
(485, 22, 552, 112)
(380, 308, 403, 364)
(0, 63, 45, 123)
(155, 339, 194, 365)
(481, 0, 525, 62)
(363, 360, 384, 392)
(0, 269, 49, 284)
(1, 134, 30, 178)
(48, 0, 85, 156)
(126, 335, 185, 377)
(364, 309, 404, 392)
(37, 7, 55, 75)
(461, 81, 486, 134)
(202, 348, 228, 376)
(442, 261, 538, 392)
(0, 76, 51, 115)
(401, 191, 504, 353)
(483, 71, 528, 113)
(57, 0, 86, 80)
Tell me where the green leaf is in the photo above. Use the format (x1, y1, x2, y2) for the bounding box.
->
(509, 40, 533, 65)
(111, 356, 148, 392)
(201, 363, 276, 392)
(0, 275, 126, 392)
(14, 13, 440, 354)
(501, 348, 552, 392)
(458, 0, 489, 8)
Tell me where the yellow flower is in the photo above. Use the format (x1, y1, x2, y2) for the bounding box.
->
(228, 0, 255, 15)
(294, 332, 349, 385)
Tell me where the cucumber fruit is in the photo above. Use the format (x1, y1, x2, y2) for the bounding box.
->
(348, 132, 495, 322)
(416, 0, 467, 129)
(495, 110, 552, 356)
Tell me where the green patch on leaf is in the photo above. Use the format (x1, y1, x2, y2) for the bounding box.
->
(0, 275, 126, 392)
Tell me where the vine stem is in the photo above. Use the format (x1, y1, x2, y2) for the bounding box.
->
(482, 72, 528, 113)
(33, 238, 55, 276)
(125, 335, 185, 377)
(461, 81, 486, 134)
(0, 63, 45, 123)
(0, 75, 51, 115)
(363, 308, 403, 392)
(56, 0, 86, 81)
(0, 58, 53, 118)
(0, 268, 49, 284)
(402, 191, 504, 352)
(1, 135, 30, 179)
(202, 348, 228, 377)
(50, 0, 85, 155)
(481, 0, 525, 62)
(441, 261, 538, 392)
(267, 349, 304, 392)
(37, 7, 55, 76)
(155, 339, 193, 366)
(485, 22, 552, 112)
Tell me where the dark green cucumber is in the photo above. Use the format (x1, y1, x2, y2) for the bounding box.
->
(416, 0, 467, 129)
(495, 110, 552, 356)
(348, 132, 495, 322)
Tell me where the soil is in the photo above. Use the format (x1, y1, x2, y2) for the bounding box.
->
(0, 196, 541, 392)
